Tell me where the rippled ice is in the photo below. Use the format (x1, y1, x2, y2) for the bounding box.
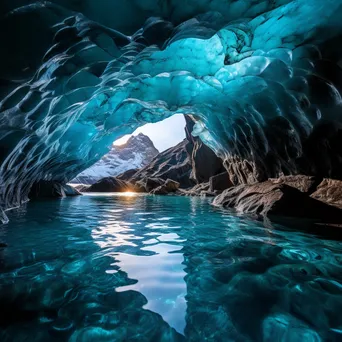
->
(0, 194, 342, 341)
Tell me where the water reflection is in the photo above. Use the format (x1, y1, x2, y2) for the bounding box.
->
(89, 193, 187, 334)
(0, 193, 342, 341)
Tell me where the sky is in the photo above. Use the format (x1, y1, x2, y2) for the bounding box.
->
(114, 114, 186, 152)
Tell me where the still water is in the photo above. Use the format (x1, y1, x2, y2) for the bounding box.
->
(0, 193, 342, 341)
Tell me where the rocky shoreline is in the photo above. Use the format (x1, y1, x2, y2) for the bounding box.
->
(69, 174, 342, 227)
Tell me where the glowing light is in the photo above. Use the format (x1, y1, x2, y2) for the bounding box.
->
(123, 191, 137, 197)
(113, 134, 131, 146)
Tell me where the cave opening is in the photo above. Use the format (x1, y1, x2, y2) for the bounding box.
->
(70, 114, 187, 186)
(1, 1, 342, 341)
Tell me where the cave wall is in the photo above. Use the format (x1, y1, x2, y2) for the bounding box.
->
(1, 1, 342, 221)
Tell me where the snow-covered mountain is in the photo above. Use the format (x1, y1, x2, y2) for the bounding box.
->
(72, 133, 159, 184)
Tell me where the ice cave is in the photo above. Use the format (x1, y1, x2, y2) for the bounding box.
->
(1, 2, 342, 341)
(1, 0, 342, 222)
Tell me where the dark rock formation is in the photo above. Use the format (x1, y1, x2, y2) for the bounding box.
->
(72, 184, 91, 192)
(84, 177, 131, 193)
(184, 117, 225, 184)
(130, 139, 194, 188)
(311, 179, 342, 208)
(209, 172, 233, 192)
(135, 177, 165, 192)
(213, 176, 342, 222)
(123, 116, 225, 189)
(29, 181, 81, 199)
(268, 175, 320, 193)
(116, 169, 140, 181)
(150, 179, 180, 195)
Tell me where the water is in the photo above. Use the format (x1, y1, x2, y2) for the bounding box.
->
(0, 194, 342, 341)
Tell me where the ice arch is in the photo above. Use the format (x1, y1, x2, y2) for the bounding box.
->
(1, 0, 342, 221)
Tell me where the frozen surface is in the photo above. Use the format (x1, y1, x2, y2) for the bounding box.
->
(1, 1, 342, 220)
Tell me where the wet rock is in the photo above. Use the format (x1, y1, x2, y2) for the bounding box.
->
(311, 178, 342, 208)
(164, 179, 180, 192)
(209, 172, 233, 192)
(29, 181, 81, 199)
(135, 177, 164, 192)
(180, 182, 211, 196)
(150, 179, 180, 195)
(85, 177, 131, 192)
(213, 180, 342, 221)
(269, 175, 319, 193)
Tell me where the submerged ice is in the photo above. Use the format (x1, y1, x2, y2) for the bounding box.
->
(1, 0, 342, 220)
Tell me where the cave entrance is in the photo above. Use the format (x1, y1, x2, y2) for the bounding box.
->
(71, 114, 187, 185)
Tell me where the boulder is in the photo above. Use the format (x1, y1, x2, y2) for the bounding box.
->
(213, 180, 342, 222)
(164, 179, 180, 192)
(150, 186, 169, 195)
(311, 178, 342, 208)
(269, 175, 319, 193)
(150, 179, 180, 195)
(181, 182, 210, 196)
(209, 171, 233, 192)
(85, 177, 131, 192)
(136, 177, 164, 192)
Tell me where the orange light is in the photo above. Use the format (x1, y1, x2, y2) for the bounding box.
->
(123, 191, 137, 197)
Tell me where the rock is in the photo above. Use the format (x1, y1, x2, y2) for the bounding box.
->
(213, 180, 342, 221)
(209, 172, 233, 192)
(150, 179, 180, 195)
(116, 169, 139, 181)
(28, 181, 81, 199)
(164, 179, 180, 192)
(269, 175, 319, 193)
(311, 178, 342, 208)
(132, 139, 194, 188)
(135, 177, 164, 192)
(72, 184, 91, 192)
(63, 184, 82, 196)
(84, 177, 131, 192)
(150, 186, 169, 195)
(185, 116, 225, 184)
(181, 182, 210, 196)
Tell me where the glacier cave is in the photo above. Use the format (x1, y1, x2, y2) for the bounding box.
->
(2, 2, 342, 341)
(1, 0, 342, 222)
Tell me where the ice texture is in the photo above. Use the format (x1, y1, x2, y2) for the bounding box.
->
(1, 1, 342, 221)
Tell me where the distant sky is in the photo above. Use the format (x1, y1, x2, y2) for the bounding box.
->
(114, 114, 186, 152)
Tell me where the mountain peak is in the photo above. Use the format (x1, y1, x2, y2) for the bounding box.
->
(72, 134, 159, 184)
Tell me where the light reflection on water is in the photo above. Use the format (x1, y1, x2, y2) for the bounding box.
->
(0, 193, 342, 341)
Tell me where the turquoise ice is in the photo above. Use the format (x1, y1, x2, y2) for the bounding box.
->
(1, 1, 342, 219)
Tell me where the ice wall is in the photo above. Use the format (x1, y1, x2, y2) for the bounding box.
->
(1, 0, 342, 221)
